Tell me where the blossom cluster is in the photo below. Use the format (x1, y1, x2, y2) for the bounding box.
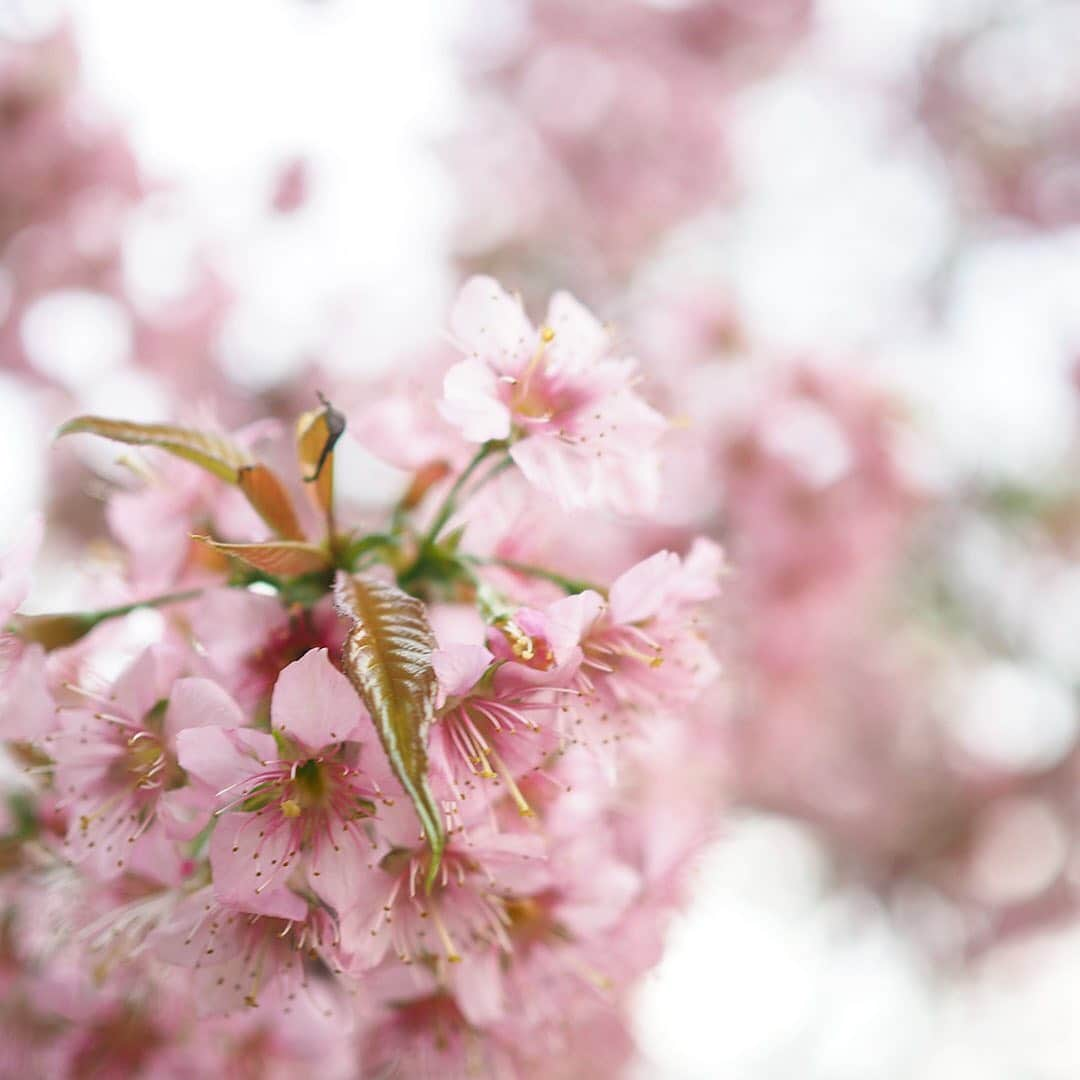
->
(445, 0, 1080, 968)
(0, 277, 724, 1076)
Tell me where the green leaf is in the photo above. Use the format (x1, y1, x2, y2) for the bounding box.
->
(57, 416, 250, 482)
(334, 570, 444, 889)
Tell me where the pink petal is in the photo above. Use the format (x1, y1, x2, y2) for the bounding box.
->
(210, 811, 302, 917)
(306, 827, 380, 917)
(544, 592, 605, 654)
(177, 725, 276, 796)
(0, 514, 43, 622)
(449, 948, 505, 1026)
(450, 275, 534, 374)
(152, 889, 246, 967)
(544, 290, 610, 375)
(432, 644, 493, 699)
(188, 587, 288, 675)
(271, 647, 364, 751)
(166, 677, 245, 742)
(510, 435, 592, 510)
(558, 860, 640, 938)
(673, 537, 727, 604)
(110, 645, 179, 724)
(609, 551, 681, 625)
(158, 787, 211, 841)
(595, 445, 662, 516)
(0, 643, 54, 740)
(437, 358, 512, 443)
(427, 602, 487, 649)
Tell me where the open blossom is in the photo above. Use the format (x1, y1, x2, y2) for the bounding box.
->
(439, 276, 666, 512)
(0, 251, 727, 1072)
(154, 885, 351, 1018)
(554, 541, 724, 753)
(346, 797, 548, 1009)
(44, 645, 230, 881)
(428, 635, 577, 813)
(187, 588, 345, 711)
(359, 990, 519, 1080)
(178, 648, 383, 918)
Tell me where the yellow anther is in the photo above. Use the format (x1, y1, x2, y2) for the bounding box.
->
(281, 799, 302, 818)
(498, 618, 535, 662)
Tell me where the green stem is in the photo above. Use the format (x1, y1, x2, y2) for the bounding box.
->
(421, 442, 502, 549)
(87, 589, 204, 622)
(463, 555, 603, 596)
(9, 588, 204, 650)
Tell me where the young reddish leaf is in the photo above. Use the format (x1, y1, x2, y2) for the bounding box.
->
(296, 397, 346, 526)
(237, 465, 305, 541)
(56, 416, 250, 482)
(193, 537, 332, 576)
(333, 570, 444, 888)
(402, 460, 452, 511)
(58, 415, 306, 542)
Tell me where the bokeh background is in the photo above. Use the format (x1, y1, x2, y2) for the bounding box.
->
(5, 0, 1080, 1076)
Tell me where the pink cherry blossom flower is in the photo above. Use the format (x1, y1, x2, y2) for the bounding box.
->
(346, 794, 548, 985)
(178, 648, 383, 918)
(154, 886, 350, 1018)
(43, 645, 230, 880)
(360, 990, 518, 1080)
(428, 641, 576, 814)
(439, 276, 666, 512)
(560, 541, 724, 753)
(187, 589, 345, 711)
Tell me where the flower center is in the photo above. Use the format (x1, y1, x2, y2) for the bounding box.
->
(291, 758, 327, 810)
(510, 326, 557, 420)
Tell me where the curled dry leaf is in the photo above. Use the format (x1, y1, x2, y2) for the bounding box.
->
(296, 396, 346, 524)
(333, 570, 444, 887)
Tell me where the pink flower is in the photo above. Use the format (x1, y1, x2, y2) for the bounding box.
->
(427, 641, 575, 813)
(439, 276, 666, 512)
(348, 348, 470, 472)
(346, 796, 548, 984)
(563, 541, 724, 749)
(44, 645, 229, 881)
(177, 648, 382, 918)
(154, 886, 350, 1018)
(360, 990, 517, 1080)
(187, 589, 344, 711)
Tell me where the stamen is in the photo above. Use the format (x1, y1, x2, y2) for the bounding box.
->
(489, 749, 534, 817)
(430, 903, 462, 963)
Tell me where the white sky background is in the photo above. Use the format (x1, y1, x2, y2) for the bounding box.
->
(69, 0, 466, 386)
(3, 0, 1080, 1076)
